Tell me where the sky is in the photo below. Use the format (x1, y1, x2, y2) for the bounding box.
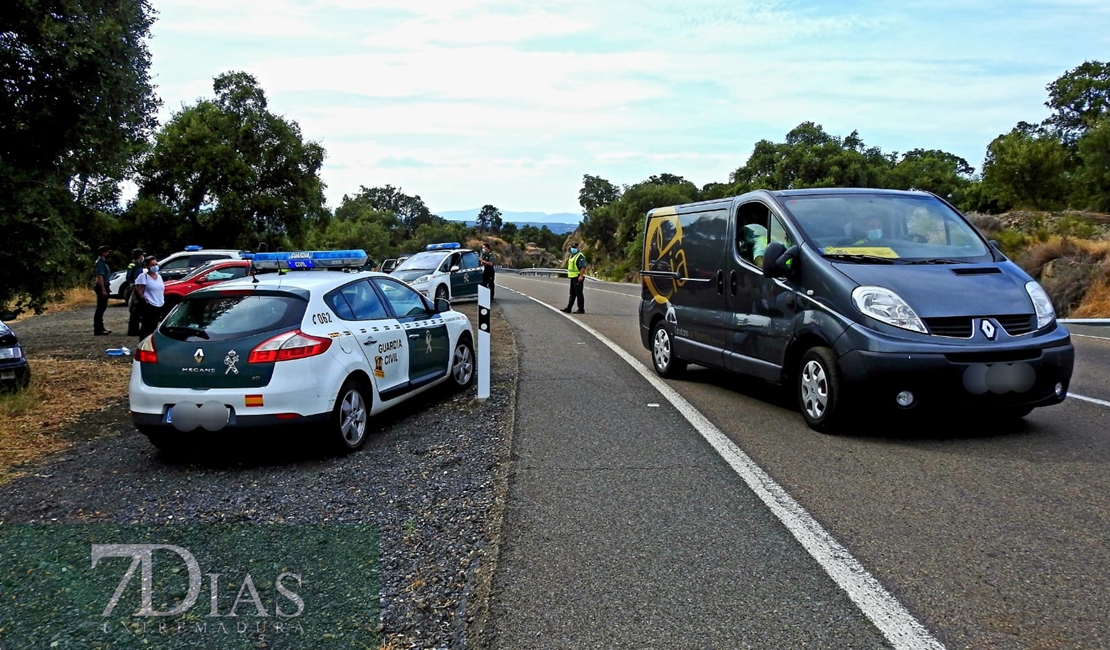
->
(146, 0, 1110, 215)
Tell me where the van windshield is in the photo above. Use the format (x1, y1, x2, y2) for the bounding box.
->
(780, 194, 991, 263)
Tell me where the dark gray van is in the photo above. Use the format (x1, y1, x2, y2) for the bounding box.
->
(638, 188, 1074, 432)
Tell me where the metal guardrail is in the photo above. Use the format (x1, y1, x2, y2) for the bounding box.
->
(515, 268, 568, 277)
(1059, 319, 1110, 325)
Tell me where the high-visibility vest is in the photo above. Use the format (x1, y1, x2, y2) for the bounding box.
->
(567, 252, 584, 278)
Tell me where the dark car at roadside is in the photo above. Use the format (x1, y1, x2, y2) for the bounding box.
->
(0, 313, 30, 391)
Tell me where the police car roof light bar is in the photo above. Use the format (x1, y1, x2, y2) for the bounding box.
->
(425, 242, 461, 251)
(184, 245, 203, 251)
(250, 249, 368, 271)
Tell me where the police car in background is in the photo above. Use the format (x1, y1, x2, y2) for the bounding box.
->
(128, 249, 476, 452)
(390, 243, 482, 303)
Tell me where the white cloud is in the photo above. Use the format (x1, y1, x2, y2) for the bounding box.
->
(144, 0, 1108, 212)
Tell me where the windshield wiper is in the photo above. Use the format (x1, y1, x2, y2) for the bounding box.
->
(822, 253, 897, 264)
(900, 259, 964, 265)
(161, 325, 210, 340)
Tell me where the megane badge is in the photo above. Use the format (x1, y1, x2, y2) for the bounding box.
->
(194, 348, 204, 363)
(980, 319, 997, 340)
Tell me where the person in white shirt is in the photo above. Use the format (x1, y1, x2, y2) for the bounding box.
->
(133, 256, 167, 340)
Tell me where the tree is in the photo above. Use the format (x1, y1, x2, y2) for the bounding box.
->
(1044, 60, 1110, 145)
(131, 71, 327, 253)
(579, 174, 622, 213)
(344, 185, 436, 237)
(981, 125, 1072, 210)
(890, 149, 975, 203)
(1074, 116, 1110, 211)
(731, 123, 894, 191)
(476, 204, 502, 232)
(1, 0, 159, 311)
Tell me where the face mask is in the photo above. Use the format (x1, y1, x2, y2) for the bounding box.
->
(867, 229, 882, 241)
(570, 248, 578, 254)
(149, 265, 159, 274)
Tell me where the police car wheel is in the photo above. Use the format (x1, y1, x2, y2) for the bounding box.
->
(435, 285, 449, 303)
(450, 335, 475, 391)
(332, 378, 370, 451)
(798, 347, 843, 433)
(651, 322, 686, 378)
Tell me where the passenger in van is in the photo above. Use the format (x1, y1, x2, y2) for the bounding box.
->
(740, 223, 769, 266)
(850, 216, 884, 245)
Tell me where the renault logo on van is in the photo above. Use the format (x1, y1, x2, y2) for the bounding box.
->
(980, 319, 997, 340)
(193, 348, 204, 363)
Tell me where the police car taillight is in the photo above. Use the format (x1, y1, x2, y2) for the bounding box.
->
(248, 330, 332, 363)
(137, 335, 157, 363)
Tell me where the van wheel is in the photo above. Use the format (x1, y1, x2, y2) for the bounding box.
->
(651, 323, 686, 378)
(333, 378, 370, 452)
(798, 347, 844, 433)
(435, 285, 449, 303)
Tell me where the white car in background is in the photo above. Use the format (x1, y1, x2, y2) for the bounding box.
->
(109, 246, 246, 301)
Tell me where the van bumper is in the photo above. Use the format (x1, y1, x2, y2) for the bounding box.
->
(836, 333, 1074, 412)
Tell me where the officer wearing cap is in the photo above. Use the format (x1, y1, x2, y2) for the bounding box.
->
(561, 243, 587, 314)
(125, 248, 145, 336)
(93, 245, 112, 335)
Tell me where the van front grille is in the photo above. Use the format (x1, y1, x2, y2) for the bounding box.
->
(923, 315, 1037, 338)
(924, 317, 972, 338)
(997, 314, 1036, 336)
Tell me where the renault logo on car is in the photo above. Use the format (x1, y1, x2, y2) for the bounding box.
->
(193, 348, 204, 363)
(980, 319, 997, 340)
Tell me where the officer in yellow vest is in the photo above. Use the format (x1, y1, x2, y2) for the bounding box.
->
(560, 243, 587, 314)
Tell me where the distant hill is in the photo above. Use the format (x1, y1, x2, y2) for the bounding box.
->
(439, 209, 580, 235)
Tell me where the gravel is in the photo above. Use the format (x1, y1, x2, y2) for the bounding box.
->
(0, 300, 515, 649)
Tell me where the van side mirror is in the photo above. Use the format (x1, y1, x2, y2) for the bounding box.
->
(989, 239, 1000, 250)
(0, 310, 16, 321)
(762, 243, 798, 278)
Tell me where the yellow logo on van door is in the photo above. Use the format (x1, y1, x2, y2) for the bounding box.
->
(643, 207, 688, 305)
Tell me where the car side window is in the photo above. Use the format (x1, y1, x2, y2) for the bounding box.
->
(736, 201, 793, 267)
(160, 257, 192, 271)
(459, 251, 479, 269)
(324, 290, 357, 320)
(334, 280, 388, 320)
(375, 278, 432, 318)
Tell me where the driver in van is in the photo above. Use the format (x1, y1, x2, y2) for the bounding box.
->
(851, 216, 884, 245)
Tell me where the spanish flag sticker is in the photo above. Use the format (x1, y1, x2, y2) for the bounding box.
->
(245, 395, 264, 407)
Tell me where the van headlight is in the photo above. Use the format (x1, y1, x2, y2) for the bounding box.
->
(1025, 281, 1056, 329)
(0, 345, 23, 360)
(852, 286, 927, 334)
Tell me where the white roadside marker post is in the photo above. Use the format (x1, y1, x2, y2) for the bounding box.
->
(477, 284, 491, 400)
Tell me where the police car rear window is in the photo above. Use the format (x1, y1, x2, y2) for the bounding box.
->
(160, 295, 307, 342)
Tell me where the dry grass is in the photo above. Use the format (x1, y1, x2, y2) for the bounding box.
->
(1071, 281, 1110, 318)
(1018, 237, 1110, 317)
(6, 287, 98, 322)
(0, 356, 131, 484)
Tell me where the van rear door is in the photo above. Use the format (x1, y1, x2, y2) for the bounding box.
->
(643, 206, 731, 368)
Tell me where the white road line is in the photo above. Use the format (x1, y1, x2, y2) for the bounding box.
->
(520, 292, 945, 650)
(1070, 393, 1110, 408)
(1069, 332, 1110, 341)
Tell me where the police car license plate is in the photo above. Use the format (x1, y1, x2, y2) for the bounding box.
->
(0, 371, 14, 380)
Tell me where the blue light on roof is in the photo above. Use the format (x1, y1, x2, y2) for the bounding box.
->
(425, 242, 461, 251)
(251, 249, 368, 271)
(184, 245, 203, 251)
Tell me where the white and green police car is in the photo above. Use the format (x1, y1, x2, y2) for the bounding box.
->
(128, 249, 475, 452)
(389, 243, 483, 303)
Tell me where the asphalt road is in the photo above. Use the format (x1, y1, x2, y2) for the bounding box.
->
(490, 273, 1110, 650)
